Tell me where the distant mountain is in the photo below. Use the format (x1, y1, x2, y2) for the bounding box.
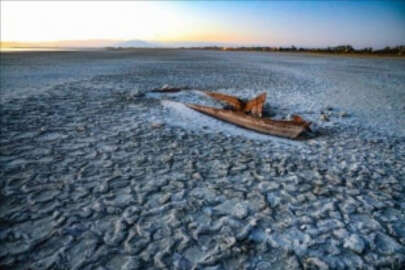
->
(161, 41, 233, 47)
(112, 40, 237, 48)
(113, 40, 157, 48)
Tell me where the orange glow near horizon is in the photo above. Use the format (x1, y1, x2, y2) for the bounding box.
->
(158, 27, 252, 44)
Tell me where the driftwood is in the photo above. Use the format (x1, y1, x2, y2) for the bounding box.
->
(204, 91, 245, 110)
(205, 92, 267, 117)
(242, 93, 266, 117)
(154, 88, 266, 118)
(187, 104, 311, 139)
(151, 87, 311, 139)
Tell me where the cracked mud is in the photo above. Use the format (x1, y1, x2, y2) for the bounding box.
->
(1, 50, 405, 269)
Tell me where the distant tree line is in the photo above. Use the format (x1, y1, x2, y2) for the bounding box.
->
(186, 45, 405, 56)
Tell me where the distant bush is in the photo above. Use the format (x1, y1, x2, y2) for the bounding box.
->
(375, 45, 405, 55)
(185, 44, 405, 56)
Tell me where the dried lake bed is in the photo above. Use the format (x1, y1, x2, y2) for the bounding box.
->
(1, 49, 405, 269)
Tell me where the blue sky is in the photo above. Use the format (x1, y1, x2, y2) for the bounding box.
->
(1, 1, 404, 48)
(173, 1, 405, 48)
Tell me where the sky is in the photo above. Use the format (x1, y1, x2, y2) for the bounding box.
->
(1, 1, 405, 48)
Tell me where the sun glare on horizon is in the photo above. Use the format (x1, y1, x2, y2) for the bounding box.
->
(1, 1, 221, 44)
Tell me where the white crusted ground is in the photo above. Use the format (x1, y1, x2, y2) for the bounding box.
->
(1, 49, 404, 269)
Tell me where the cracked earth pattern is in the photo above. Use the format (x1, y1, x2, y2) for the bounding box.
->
(1, 50, 405, 269)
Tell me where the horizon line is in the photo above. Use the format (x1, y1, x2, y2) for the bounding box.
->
(2, 39, 404, 50)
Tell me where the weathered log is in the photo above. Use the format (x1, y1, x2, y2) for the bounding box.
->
(186, 103, 311, 139)
(242, 92, 267, 117)
(205, 91, 267, 117)
(204, 91, 245, 110)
